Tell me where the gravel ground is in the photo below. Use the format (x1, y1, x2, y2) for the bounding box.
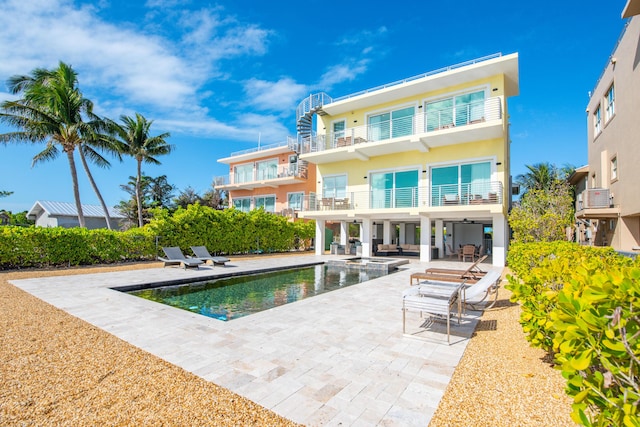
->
(0, 261, 575, 426)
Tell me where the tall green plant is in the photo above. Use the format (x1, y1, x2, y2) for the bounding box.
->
(0, 62, 114, 228)
(107, 113, 172, 227)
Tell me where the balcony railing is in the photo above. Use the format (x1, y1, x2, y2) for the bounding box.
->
(299, 98, 501, 154)
(214, 162, 308, 186)
(228, 138, 295, 157)
(578, 188, 613, 210)
(299, 182, 503, 211)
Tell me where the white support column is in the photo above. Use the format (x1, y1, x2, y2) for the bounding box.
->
(340, 221, 348, 245)
(492, 213, 506, 267)
(435, 219, 444, 260)
(361, 219, 372, 257)
(358, 223, 363, 241)
(398, 223, 406, 245)
(315, 219, 325, 256)
(383, 220, 392, 244)
(420, 216, 432, 262)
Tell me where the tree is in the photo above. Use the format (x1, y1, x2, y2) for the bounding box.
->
(0, 62, 115, 228)
(201, 180, 227, 209)
(147, 175, 175, 209)
(108, 113, 172, 227)
(508, 180, 575, 243)
(515, 162, 576, 195)
(174, 186, 202, 209)
(0, 191, 13, 198)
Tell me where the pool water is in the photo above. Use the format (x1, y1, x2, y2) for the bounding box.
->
(128, 264, 390, 321)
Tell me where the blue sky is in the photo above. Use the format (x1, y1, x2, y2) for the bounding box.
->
(0, 0, 630, 212)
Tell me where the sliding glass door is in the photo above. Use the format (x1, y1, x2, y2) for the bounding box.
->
(371, 169, 418, 208)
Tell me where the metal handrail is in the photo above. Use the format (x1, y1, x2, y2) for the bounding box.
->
(214, 162, 308, 186)
(229, 140, 291, 157)
(298, 182, 503, 211)
(299, 98, 501, 154)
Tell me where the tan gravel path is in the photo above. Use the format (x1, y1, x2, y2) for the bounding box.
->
(1, 261, 575, 426)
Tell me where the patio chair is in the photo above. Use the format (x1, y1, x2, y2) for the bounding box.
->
(190, 246, 230, 266)
(160, 247, 204, 269)
(402, 279, 466, 344)
(461, 244, 476, 262)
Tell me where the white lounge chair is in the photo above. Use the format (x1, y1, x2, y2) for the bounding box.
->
(190, 246, 230, 266)
(159, 247, 204, 269)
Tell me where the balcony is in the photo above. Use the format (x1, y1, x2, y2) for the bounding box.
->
(298, 98, 502, 164)
(300, 181, 503, 213)
(215, 162, 308, 191)
(576, 188, 619, 219)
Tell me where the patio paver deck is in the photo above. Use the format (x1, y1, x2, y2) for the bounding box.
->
(10, 255, 498, 426)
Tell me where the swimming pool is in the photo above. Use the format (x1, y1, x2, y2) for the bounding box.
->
(127, 264, 392, 321)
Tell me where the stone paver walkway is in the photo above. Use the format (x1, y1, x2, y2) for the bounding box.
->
(10, 255, 497, 426)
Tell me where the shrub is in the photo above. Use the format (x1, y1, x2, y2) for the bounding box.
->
(507, 242, 640, 425)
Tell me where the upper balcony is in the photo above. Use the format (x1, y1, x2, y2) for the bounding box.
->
(298, 98, 503, 164)
(215, 161, 309, 191)
(575, 188, 620, 219)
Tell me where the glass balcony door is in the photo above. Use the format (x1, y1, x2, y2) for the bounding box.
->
(256, 159, 278, 180)
(371, 169, 418, 208)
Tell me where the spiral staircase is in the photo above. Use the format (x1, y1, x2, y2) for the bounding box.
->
(290, 92, 332, 153)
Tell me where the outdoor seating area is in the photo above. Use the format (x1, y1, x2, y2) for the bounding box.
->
(160, 246, 230, 269)
(403, 259, 502, 344)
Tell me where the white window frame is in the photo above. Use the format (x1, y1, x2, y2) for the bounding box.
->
(234, 163, 254, 184)
(365, 102, 417, 142)
(593, 105, 602, 136)
(254, 194, 276, 212)
(605, 83, 615, 123)
(287, 191, 304, 211)
(232, 197, 251, 212)
(610, 155, 618, 182)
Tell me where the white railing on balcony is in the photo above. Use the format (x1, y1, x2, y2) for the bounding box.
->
(299, 98, 502, 154)
(298, 181, 503, 211)
(431, 182, 503, 207)
(214, 161, 308, 186)
(578, 188, 612, 210)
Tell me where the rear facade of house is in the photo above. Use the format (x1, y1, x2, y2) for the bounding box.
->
(295, 53, 519, 267)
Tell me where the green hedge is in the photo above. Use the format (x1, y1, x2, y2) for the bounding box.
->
(506, 242, 640, 426)
(0, 226, 156, 269)
(146, 205, 315, 255)
(0, 206, 316, 269)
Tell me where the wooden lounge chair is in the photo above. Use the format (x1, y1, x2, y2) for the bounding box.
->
(159, 247, 204, 269)
(410, 255, 488, 285)
(190, 246, 230, 266)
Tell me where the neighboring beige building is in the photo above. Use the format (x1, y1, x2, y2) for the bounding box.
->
(578, 1, 640, 252)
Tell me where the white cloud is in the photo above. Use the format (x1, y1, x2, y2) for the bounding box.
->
(243, 78, 308, 112)
(317, 60, 369, 89)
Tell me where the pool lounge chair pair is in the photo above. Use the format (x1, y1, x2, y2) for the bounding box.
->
(160, 246, 230, 269)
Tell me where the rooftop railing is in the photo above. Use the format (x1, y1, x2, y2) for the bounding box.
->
(228, 137, 297, 157)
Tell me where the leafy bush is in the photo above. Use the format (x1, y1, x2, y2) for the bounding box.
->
(146, 204, 314, 256)
(507, 242, 640, 425)
(0, 226, 156, 269)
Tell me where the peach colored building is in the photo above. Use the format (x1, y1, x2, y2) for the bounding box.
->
(216, 140, 316, 218)
(577, 1, 640, 252)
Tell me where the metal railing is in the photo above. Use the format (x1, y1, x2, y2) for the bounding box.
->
(228, 139, 292, 157)
(214, 162, 308, 186)
(299, 98, 502, 154)
(299, 182, 503, 211)
(577, 188, 613, 210)
(296, 92, 333, 120)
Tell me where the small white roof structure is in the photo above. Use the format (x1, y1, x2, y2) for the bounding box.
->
(27, 201, 125, 220)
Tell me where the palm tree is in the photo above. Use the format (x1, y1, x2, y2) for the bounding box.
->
(0, 62, 115, 228)
(516, 162, 560, 194)
(109, 113, 172, 227)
